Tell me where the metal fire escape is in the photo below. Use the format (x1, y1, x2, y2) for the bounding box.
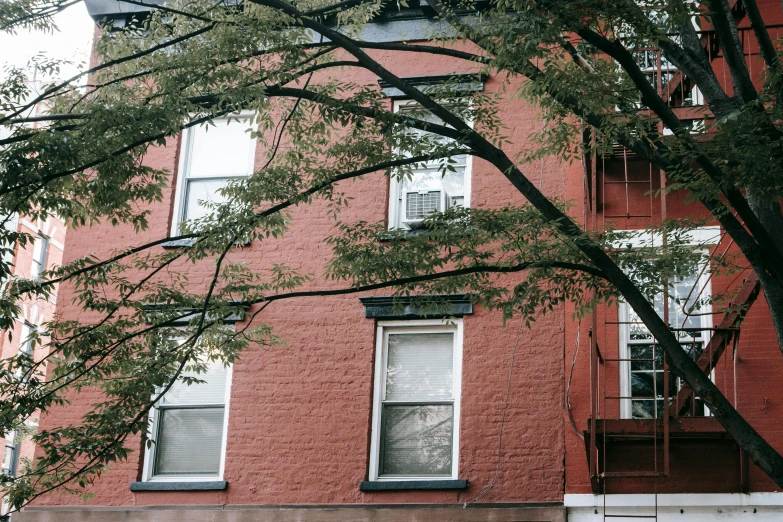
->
(581, 6, 768, 515)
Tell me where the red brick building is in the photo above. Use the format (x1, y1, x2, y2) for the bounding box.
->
(0, 213, 65, 517)
(15, 1, 783, 521)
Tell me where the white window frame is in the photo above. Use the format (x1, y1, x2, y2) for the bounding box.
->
(141, 363, 233, 482)
(387, 100, 472, 230)
(368, 318, 463, 481)
(170, 112, 257, 236)
(618, 251, 713, 419)
(17, 321, 37, 382)
(19, 322, 35, 357)
(29, 233, 49, 281)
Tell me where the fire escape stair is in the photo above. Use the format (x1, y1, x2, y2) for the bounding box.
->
(670, 272, 760, 417)
(659, 0, 746, 110)
(584, 272, 761, 495)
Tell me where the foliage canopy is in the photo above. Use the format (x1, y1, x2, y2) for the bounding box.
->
(1, 0, 783, 509)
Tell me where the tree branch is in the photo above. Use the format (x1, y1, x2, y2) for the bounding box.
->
(744, 0, 780, 73)
(704, 0, 759, 103)
(254, 261, 607, 304)
(0, 23, 217, 125)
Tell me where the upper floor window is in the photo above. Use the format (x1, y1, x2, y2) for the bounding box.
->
(2, 431, 18, 477)
(29, 233, 49, 281)
(18, 321, 37, 382)
(368, 319, 463, 480)
(142, 358, 232, 480)
(171, 114, 257, 235)
(388, 102, 471, 230)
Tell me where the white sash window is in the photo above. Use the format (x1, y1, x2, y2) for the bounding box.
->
(369, 320, 463, 480)
(142, 360, 232, 480)
(388, 102, 471, 230)
(171, 114, 256, 234)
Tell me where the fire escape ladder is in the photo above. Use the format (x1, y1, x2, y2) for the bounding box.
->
(587, 135, 674, 521)
(587, 332, 665, 520)
(669, 272, 761, 417)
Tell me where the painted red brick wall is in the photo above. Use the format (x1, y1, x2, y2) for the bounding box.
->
(29, 2, 783, 508)
(32, 49, 572, 507)
(562, 1, 783, 494)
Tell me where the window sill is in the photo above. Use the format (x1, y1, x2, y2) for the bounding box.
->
(130, 480, 227, 492)
(377, 227, 474, 243)
(161, 238, 197, 249)
(359, 479, 468, 491)
(161, 238, 252, 249)
(377, 228, 430, 242)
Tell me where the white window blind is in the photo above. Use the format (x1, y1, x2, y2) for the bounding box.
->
(149, 361, 229, 478)
(375, 327, 460, 478)
(385, 333, 454, 401)
(187, 120, 255, 179)
(153, 408, 225, 476)
(160, 363, 228, 406)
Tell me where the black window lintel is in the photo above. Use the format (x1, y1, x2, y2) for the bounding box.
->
(360, 294, 473, 320)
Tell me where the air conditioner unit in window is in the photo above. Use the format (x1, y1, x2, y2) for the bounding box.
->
(403, 190, 442, 230)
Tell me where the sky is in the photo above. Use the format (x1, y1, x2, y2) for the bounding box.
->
(0, 1, 94, 83)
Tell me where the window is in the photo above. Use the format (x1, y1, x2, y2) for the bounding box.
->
(29, 233, 49, 281)
(171, 114, 257, 235)
(388, 102, 471, 230)
(142, 360, 232, 480)
(619, 259, 712, 419)
(369, 320, 462, 480)
(2, 431, 18, 477)
(18, 322, 36, 382)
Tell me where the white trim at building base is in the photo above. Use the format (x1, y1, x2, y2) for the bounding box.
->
(566, 493, 783, 521)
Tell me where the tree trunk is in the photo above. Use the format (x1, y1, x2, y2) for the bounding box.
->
(746, 185, 783, 357)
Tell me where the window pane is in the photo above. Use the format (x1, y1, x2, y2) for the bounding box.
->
(380, 404, 453, 476)
(385, 333, 453, 401)
(153, 407, 225, 476)
(670, 271, 703, 333)
(630, 344, 654, 371)
(442, 170, 465, 204)
(183, 179, 231, 223)
(630, 268, 706, 336)
(631, 371, 655, 398)
(632, 400, 656, 419)
(188, 118, 254, 178)
(29, 236, 44, 280)
(160, 362, 227, 406)
(656, 370, 677, 399)
(397, 107, 466, 165)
